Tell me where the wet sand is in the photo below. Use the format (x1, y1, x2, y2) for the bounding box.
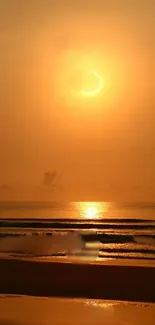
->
(0, 295, 155, 325)
(0, 258, 155, 303)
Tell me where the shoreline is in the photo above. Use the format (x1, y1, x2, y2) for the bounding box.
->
(0, 296, 155, 325)
(0, 258, 155, 303)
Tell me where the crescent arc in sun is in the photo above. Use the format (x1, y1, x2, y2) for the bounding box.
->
(80, 70, 104, 97)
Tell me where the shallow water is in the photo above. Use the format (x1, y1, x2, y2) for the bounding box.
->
(0, 202, 155, 262)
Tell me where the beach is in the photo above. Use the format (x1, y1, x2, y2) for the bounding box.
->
(0, 202, 155, 305)
(0, 257, 155, 303)
(1, 295, 155, 325)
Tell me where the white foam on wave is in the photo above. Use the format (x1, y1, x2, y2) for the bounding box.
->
(0, 233, 85, 256)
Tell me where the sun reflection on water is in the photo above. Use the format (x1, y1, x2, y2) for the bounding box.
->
(75, 202, 110, 219)
(84, 299, 114, 309)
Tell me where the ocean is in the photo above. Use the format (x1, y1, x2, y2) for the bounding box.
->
(0, 201, 155, 262)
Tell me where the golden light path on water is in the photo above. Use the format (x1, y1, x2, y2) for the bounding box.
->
(75, 202, 110, 219)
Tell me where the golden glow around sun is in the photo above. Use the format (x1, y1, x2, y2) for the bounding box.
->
(79, 70, 104, 97)
(54, 50, 108, 106)
(47, 29, 145, 111)
(69, 67, 103, 97)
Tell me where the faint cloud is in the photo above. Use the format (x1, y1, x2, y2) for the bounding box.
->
(43, 170, 64, 193)
(43, 170, 57, 186)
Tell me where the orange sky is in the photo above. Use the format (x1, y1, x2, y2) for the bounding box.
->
(0, 0, 155, 201)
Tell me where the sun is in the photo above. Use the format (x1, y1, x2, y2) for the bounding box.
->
(69, 68, 104, 98)
(54, 50, 107, 105)
(80, 70, 103, 97)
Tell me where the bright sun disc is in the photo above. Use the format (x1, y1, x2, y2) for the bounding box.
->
(80, 70, 103, 97)
(69, 68, 104, 97)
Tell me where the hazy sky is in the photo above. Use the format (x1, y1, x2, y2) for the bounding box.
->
(0, 0, 155, 201)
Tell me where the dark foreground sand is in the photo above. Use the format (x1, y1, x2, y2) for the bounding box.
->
(0, 258, 155, 303)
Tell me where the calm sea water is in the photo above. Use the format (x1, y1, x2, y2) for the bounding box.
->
(0, 201, 155, 219)
(0, 201, 155, 261)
